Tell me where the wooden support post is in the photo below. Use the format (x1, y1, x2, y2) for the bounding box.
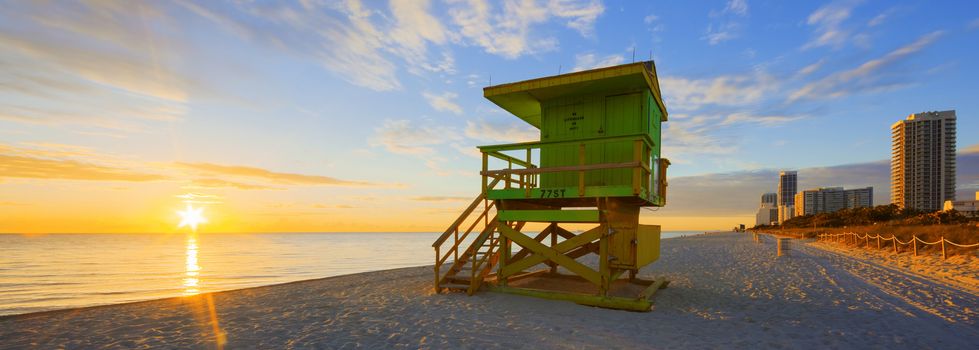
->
(481, 153, 488, 194)
(912, 235, 917, 256)
(941, 236, 947, 260)
(865, 236, 869, 248)
(578, 143, 585, 197)
(877, 236, 880, 250)
(434, 247, 441, 293)
(550, 223, 558, 274)
(506, 159, 512, 189)
(893, 237, 898, 254)
(453, 228, 459, 261)
(632, 140, 641, 195)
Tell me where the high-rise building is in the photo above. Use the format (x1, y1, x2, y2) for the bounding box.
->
(844, 187, 874, 209)
(891, 110, 956, 212)
(756, 203, 778, 227)
(777, 171, 797, 223)
(755, 192, 779, 227)
(793, 186, 872, 216)
(761, 193, 777, 205)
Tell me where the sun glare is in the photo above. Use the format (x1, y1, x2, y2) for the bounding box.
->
(177, 204, 207, 232)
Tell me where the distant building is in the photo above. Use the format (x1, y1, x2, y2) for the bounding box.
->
(891, 110, 957, 212)
(756, 202, 777, 227)
(844, 187, 874, 209)
(794, 186, 875, 216)
(777, 171, 797, 224)
(943, 191, 979, 218)
(778, 205, 795, 224)
(795, 187, 845, 216)
(761, 193, 777, 205)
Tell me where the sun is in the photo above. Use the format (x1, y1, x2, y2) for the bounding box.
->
(177, 204, 207, 232)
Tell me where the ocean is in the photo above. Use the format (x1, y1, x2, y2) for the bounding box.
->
(0, 231, 701, 316)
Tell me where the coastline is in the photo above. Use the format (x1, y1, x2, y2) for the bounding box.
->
(2, 232, 977, 349)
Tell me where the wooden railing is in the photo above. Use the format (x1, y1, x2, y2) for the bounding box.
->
(433, 177, 503, 291)
(477, 133, 662, 200)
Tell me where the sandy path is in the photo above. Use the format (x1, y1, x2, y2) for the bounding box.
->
(1, 232, 977, 349)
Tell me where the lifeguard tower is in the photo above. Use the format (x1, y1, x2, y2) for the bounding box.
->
(432, 61, 670, 311)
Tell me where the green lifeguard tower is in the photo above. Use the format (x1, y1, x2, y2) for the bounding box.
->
(432, 61, 670, 311)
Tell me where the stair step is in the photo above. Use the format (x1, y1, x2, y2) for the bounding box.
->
(439, 283, 471, 290)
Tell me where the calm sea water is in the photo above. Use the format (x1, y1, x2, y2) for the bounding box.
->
(0, 231, 699, 316)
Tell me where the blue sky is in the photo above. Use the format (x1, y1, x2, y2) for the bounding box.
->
(0, 0, 977, 232)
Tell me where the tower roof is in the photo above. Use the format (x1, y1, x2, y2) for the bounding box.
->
(482, 61, 668, 129)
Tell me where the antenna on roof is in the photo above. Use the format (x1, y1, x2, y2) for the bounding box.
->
(558, 65, 562, 75)
(632, 48, 636, 63)
(648, 50, 652, 61)
(488, 74, 492, 86)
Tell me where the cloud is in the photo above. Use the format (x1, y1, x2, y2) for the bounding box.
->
(703, 24, 738, 45)
(410, 196, 471, 202)
(174, 162, 375, 187)
(447, 0, 603, 59)
(802, 1, 858, 50)
(464, 119, 538, 143)
(0, 2, 190, 132)
(189, 178, 278, 190)
(867, 7, 897, 27)
(371, 119, 461, 155)
(719, 113, 801, 126)
(422, 91, 464, 114)
(723, 0, 749, 16)
(789, 31, 943, 101)
(644, 14, 659, 24)
(0, 154, 167, 182)
(797, 59, 825, 76)
(660, 72, 776, 110)
(571, 53, 625, 72)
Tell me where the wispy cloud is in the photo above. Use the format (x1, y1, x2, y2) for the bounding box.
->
(447, 0, 604, 59)
(661, 72, 777, 110)
(0, 2, 190, 133)
(703, 0, 748, 45)
(571, 52, 625, 72)
(801, 0, 859, 50)
(867, 7, 899, 27)
(410, 196, 471, 202)
(464, 119, 538, 143)
(189, 178, 278, 191)
(719, 113, 801, 126)
(371, 119, 461, 155)
(0, 154, 167, 182)
(174, 162, 376, 187)
(422, 91, 464, 114)
(796, 59, 826, 76)
(790, 31, 943, 101)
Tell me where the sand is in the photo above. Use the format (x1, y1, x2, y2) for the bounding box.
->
(1, 232, 977, 349)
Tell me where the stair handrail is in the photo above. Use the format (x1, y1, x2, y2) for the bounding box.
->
(432, 177, 501, 248)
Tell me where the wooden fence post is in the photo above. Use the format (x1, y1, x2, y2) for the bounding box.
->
(877, 236, 881, 250)
(912, 235, 917, 257)
(941, 236, 947, 260)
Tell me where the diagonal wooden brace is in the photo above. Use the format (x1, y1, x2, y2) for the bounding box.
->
(498, 225, 603, 286)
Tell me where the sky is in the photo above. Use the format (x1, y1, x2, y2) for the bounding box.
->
(0, 0, 977, 233)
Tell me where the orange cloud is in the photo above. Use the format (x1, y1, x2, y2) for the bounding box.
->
(410, 196, 471, 202)
(0, 154, 167, 182)
(189, 178, 279, 190)
(174, 162, 376, 187)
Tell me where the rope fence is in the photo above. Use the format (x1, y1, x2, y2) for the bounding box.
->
(816, 232, 979, 260)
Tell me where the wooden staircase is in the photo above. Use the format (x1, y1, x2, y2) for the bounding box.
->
(433, 177, 525, 295)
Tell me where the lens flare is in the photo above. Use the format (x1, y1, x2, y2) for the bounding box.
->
(177, 204, 207, 231)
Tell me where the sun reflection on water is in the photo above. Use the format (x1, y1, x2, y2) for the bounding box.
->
(184, 235, 201, 295)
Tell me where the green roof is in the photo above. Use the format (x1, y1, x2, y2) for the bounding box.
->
(483, 61, 668, 129)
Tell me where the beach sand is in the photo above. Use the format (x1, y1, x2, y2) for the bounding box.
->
(2, 232, 977, 349)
